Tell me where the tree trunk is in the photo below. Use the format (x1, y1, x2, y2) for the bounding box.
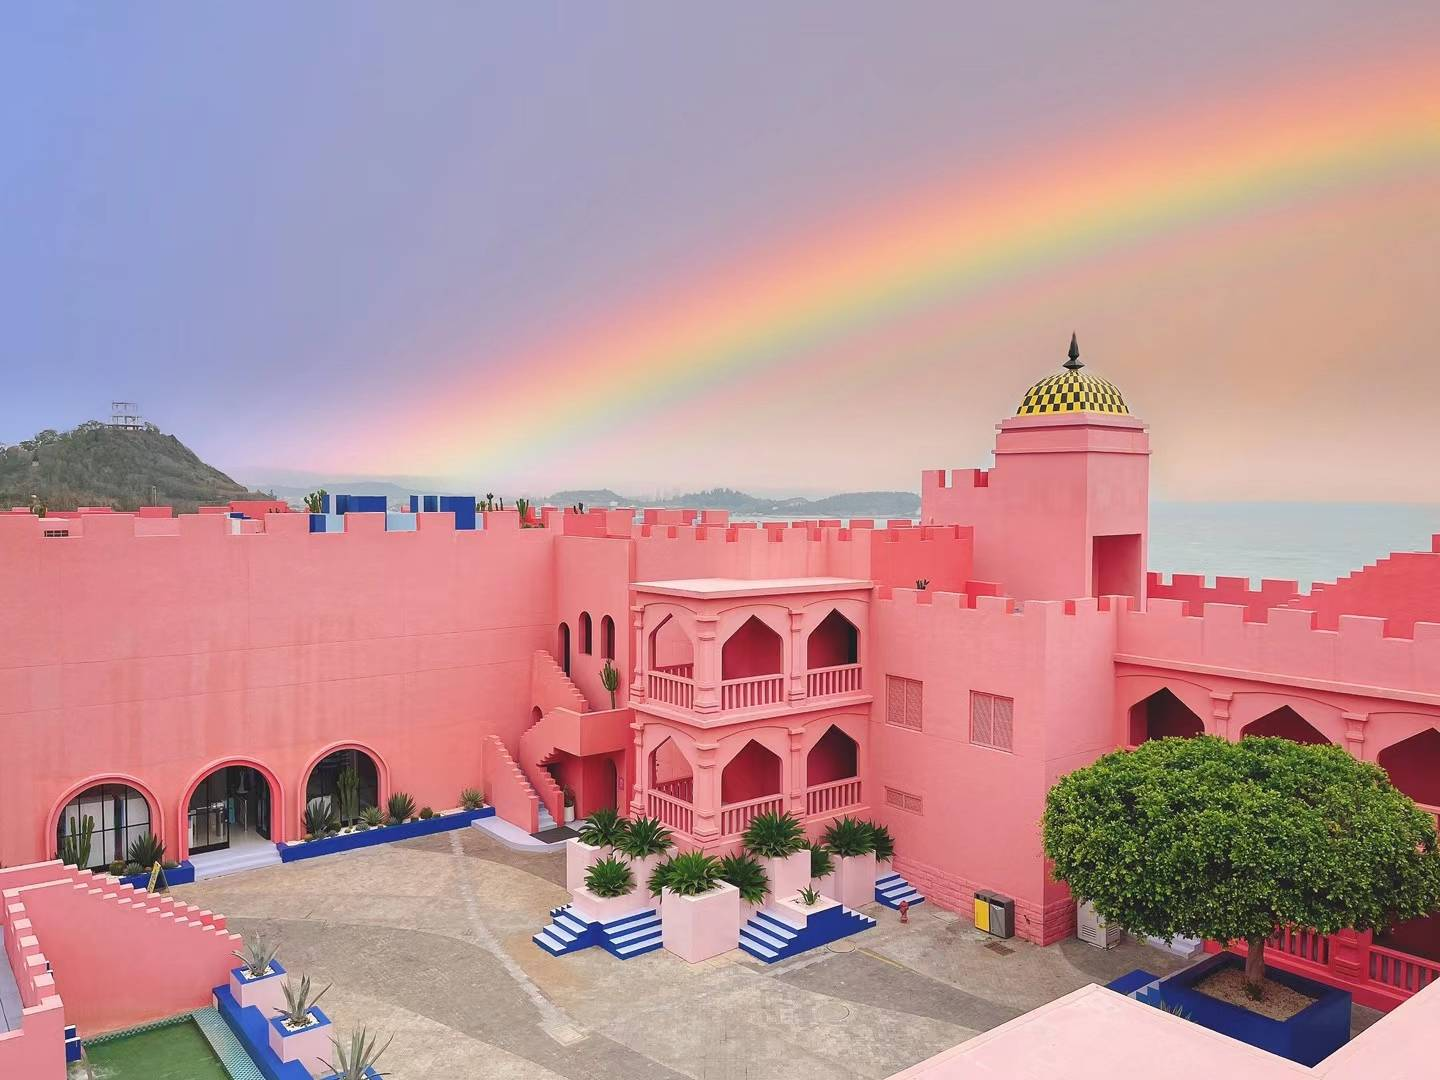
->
(1245, 935, 1267, 997)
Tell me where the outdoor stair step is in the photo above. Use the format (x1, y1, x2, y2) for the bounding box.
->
(610, 923, 662, 947)
(612, 933, 663, 958)
(738, 937, 779, 961)
(533, 931, 567, 955)
(555, 913, 590, 936)
(873, 871, 926, 910)
(602, 911, 659, 934)
(753, 912, 799, 939)
(741, 925, 791, 951)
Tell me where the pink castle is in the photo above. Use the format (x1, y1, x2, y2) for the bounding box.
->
(3, 341, 1438, 1019)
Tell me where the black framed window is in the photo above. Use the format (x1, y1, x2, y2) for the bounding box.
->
(56, 784, 150, 870)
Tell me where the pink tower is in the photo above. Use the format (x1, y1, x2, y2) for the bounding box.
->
(921, 334, 1150, 602)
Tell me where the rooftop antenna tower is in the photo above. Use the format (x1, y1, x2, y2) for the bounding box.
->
(109, 401, 144, 430)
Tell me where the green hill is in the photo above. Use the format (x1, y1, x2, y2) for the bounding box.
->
(0, 422, 272, 514)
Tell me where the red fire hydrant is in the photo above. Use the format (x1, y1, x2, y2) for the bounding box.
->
(899, 899, 910, 924)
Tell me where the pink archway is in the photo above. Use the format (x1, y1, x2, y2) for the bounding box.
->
(296, 740, 390, 828)
(1128, 687, 1205, 744)
(46, 773, 164, 868)
(1240, 705, 1331, 745)
(175, 757, 287, 861)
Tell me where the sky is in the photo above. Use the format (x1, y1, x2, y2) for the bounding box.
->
(2, 2, 1438, 501)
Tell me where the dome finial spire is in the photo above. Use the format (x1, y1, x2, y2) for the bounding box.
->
(1064, 332, 1083, 371)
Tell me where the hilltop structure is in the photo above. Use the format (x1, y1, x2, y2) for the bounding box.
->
(2, 340, 1438, 1028)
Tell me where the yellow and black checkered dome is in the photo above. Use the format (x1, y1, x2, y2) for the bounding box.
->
(1016, 334, 1129, 417)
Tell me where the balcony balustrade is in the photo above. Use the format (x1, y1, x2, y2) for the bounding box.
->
(718, 794, 786, 838)
(805, 777, 862, 816)
(648, 789, 694, 834)
(640, 662, 864, 719)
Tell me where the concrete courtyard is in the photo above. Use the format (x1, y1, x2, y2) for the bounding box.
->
(174, 829, 1337, 1079)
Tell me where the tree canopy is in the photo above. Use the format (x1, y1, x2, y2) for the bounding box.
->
(1043, 735, 1440, 982)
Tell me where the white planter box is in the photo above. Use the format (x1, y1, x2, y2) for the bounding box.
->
(565, 839, 609, 892)
(624, 851, 665, 909)
(569, 884, 649, 926)
(774, 891, 840, 925)
(268, 1007, 333, 1075)
(661, 882, 740, 963)
(824, 852, 876, 909)
(760, 851, 811, 903)
(229, 962, 288, 1017)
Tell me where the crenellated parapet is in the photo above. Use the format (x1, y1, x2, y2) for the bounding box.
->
(1146, 571, 1303, 620)
(1118, 598, 1440, 699)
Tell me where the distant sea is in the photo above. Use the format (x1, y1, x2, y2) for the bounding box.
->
(735, 502, 1439, 589)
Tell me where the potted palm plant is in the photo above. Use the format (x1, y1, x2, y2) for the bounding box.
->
(229, 932, 288, 1015)
(742, 811, 810, 902)
(821, 817, 877, 908)
(718, 853, 769, 933)
(567, 807, 628, 891)
(268, 974, 333, 1074)
(613, 816, 673, 910)
(319, 1027, 393, 1080)
(571, 856, 645, 925)
(652, 851, 739, 963)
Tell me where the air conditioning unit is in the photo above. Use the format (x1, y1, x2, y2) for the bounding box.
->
(1077, 900, 1122, 949)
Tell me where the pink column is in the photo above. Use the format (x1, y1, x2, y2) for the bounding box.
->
(787, 610, 806, 702)
(1343, 712, 1368, 759)
(1209, 691, 1232, 740)
(693, 616, 720, 714)
(630, 606, 646, 701)
(630, 720, 647, 817)
(787, 726, 807, 819)
(693, 743, 720, 841)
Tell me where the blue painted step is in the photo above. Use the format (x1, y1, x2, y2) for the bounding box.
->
(533, 904, 662, 959)
(1105, 968, 1160, 996)
(212, 984, 311, 1080)
(874, 871, 926, 910)
(739, 903, 876, 963)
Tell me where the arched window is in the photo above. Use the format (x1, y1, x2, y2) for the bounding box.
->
(305, 748, 380, 823)
(600, 615, 616, 660)
(56, 783, 151, 870)
(579, 612, 593, 655)
(558, 623, 572, 675)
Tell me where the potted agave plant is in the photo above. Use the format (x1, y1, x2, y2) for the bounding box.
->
(268, 974, 333, 1074)
(229, 932, 287, 1015)
(567, 807, 628, 891)
(820, 817, 876, 908)
(742, 811, 810, 902)
(868, 821, 896, 877)
(613, 816, 673, 910)
(718, 853, 769, 933)
(319, 1026, 393, 1080)
(563, 787, 577, 824)
(652, 852, 739, 963)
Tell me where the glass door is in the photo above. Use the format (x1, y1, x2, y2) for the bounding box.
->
(187, 770, 231, 854)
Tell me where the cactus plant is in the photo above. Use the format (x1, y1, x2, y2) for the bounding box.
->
(916, 578, 930, 590)
(59, 814, 94, 869)
(304, 798, 337, 837)
(303, 489, 328, 514)
(336, 766, 360, 824)
(600, 659, 621, 708)
(459, 788, 484, 810)
(359, 806, 384, 829)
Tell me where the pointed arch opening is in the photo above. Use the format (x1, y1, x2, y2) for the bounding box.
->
(807, 609, 859, 668)
(1379, 728, 1440, 809)
(650, 736, 693, 803)
(806, 724, 859, 786)
(1128, 687, 1205, 745)
(721, 739, 782, 803)
(1240, 705, 1329, 745)
(721, 616, 784, 680)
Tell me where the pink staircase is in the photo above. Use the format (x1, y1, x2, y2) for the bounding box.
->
(483, 735, 545, 834)
(1, 861, 240, 1048)
(1278, 541, 1440, 637)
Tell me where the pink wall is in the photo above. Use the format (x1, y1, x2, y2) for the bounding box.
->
(868, 589, 1122, 943)
(0, 511, 553, 865)
(720, 617, 785, 679)
(3, 863, 238, 1037)
(1281, 543, 1440, 637)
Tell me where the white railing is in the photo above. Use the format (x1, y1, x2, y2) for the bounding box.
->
(720, 674, 785, 710)
(648, 670, 695, 709)
(719, 795, 785, 837)
(806, 777, 862, 816)
(655, 662, 694, 679)
(648, 789, 694, 835)
(806, 664, 862, 697)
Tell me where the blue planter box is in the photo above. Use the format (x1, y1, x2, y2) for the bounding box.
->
(1153, 951, 1351, 1067)
(278, 807, 494, 863)
(213, 984, 312, 1080)
(118, 860, 195, 891)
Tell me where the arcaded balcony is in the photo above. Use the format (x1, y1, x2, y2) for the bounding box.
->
(631, 577, 871, 726)
(637, 721, 865, 845)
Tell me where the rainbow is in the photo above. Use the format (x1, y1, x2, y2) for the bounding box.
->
(385, 49, 1440, 479)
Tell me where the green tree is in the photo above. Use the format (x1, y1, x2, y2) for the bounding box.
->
(1042, 735, 1440, 995)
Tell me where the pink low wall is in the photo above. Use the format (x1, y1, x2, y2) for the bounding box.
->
(11, 869, 239, 1035)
